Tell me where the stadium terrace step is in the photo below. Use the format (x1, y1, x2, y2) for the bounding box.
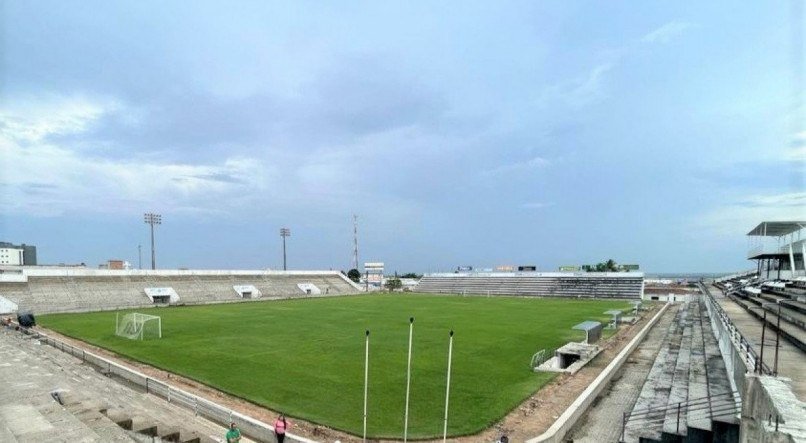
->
(0, 270, 359, 314)
(761, 303, 806, 330)
(686, 301, 710, 433)
(625, 304, 689, 442)
(417, 273, 643, 298)
(97, 397, 218, 443)
(769, 285, 806, 302)
(661, 302, 694, 439)
(105, 408, 134, 429)
(0, 425, 18, 443)
(130, 415, 159, 436)
(726, 294, 806, 353)
(624, 299, 741, 443)
(153, 422, 181, 441)
(781, 299, 806, 316)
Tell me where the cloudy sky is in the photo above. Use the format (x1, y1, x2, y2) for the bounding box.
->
(1, 1, 803, 273)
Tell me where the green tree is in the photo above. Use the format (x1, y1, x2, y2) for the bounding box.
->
(400, 273, 422, 279)
(384, 277, 403, 291)
(347, 268, 361, 283)
(583, 259, 620, 272)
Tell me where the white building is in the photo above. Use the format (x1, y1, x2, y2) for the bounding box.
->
(748, 221, 806, 280)
(0, 247, 24, 265)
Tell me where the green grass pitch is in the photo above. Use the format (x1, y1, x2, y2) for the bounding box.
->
(38, 294, 634, 439)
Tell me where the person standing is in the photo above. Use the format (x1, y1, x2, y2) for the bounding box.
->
(274, 414, 290, 443)
(225, 422, 241, 443)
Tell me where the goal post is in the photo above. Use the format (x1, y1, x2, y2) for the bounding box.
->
(115, 312, 162, 340)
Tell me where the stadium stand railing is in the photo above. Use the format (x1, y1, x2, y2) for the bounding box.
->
(699, 283, 771, 376)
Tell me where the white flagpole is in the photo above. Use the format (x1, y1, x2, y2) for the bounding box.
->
(403, 317, 414, 442)
(442, 330, 454, 442)
(363, 330, 370, 443)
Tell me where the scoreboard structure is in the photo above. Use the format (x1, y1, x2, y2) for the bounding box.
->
(364, 262, 384, 287)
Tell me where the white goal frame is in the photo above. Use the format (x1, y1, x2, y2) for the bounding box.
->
(115, 313, 162, 340)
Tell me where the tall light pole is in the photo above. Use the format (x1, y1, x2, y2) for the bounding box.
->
(138, 244, 142, 270)
(144, 213, 162, 270)
(353, 214, 359, 270)
(280, 227, 291, 271)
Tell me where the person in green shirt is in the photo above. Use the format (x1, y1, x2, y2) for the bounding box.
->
(226, 422, 241, 443)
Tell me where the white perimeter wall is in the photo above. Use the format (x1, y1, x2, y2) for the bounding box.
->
(425, 271, 644, 278)
(0, 267, 355, 281)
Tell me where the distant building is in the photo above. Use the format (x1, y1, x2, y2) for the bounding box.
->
(98, 260, 131, 270)
(0, 242, 37, 265)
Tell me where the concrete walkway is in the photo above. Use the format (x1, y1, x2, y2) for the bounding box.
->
(566, 304, 679, 443)
(710, 286, 806, 401)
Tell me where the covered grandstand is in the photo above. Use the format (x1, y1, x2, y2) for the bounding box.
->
(747, 221, 806, 280)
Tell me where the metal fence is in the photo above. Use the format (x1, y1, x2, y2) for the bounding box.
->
(19, 327, 318, 443)
(620, 391, 742, 441)
(699, 283, 770, 376)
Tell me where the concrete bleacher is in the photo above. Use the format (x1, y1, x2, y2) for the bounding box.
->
(723, 278, 806, 354)
(623, 298, 740, 443)
(0, 268, 361, 315)
(0, 328, 246, 443)
(417, 272, 644, 298)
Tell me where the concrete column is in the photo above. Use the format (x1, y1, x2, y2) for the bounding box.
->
(789, 243, 796, 277)
(802, 241, 806, 276)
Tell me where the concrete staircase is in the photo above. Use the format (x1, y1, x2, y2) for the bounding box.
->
(0, 329, 248, 443)
(622, 299, 741, 443)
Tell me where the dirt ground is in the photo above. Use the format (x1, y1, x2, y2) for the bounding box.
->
(36, 303, 659, 443)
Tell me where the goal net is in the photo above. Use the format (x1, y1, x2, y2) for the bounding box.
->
(115, 313, 162, 340)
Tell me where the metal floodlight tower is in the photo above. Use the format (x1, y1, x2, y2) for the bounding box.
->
(143, 213, 162, 270)
(280, 227, 291, 270)
(353, 214, 359, 271)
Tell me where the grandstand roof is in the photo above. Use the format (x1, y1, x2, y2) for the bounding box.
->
(747, 221, 806, 237)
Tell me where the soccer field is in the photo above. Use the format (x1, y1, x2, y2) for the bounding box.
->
(38, 294, 634, 439)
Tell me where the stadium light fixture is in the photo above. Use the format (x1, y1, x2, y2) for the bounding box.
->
(280, 227, 291, 271)
(144, 213, 162, 270)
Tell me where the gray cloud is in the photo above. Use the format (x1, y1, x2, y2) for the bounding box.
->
(41, 56, 450, 167)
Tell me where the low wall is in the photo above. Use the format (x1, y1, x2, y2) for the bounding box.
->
(16, 327, 320, 443)
(741, 375, 806, 443)
(701, 285, 753, 395)
(526, 302, 670, 443)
